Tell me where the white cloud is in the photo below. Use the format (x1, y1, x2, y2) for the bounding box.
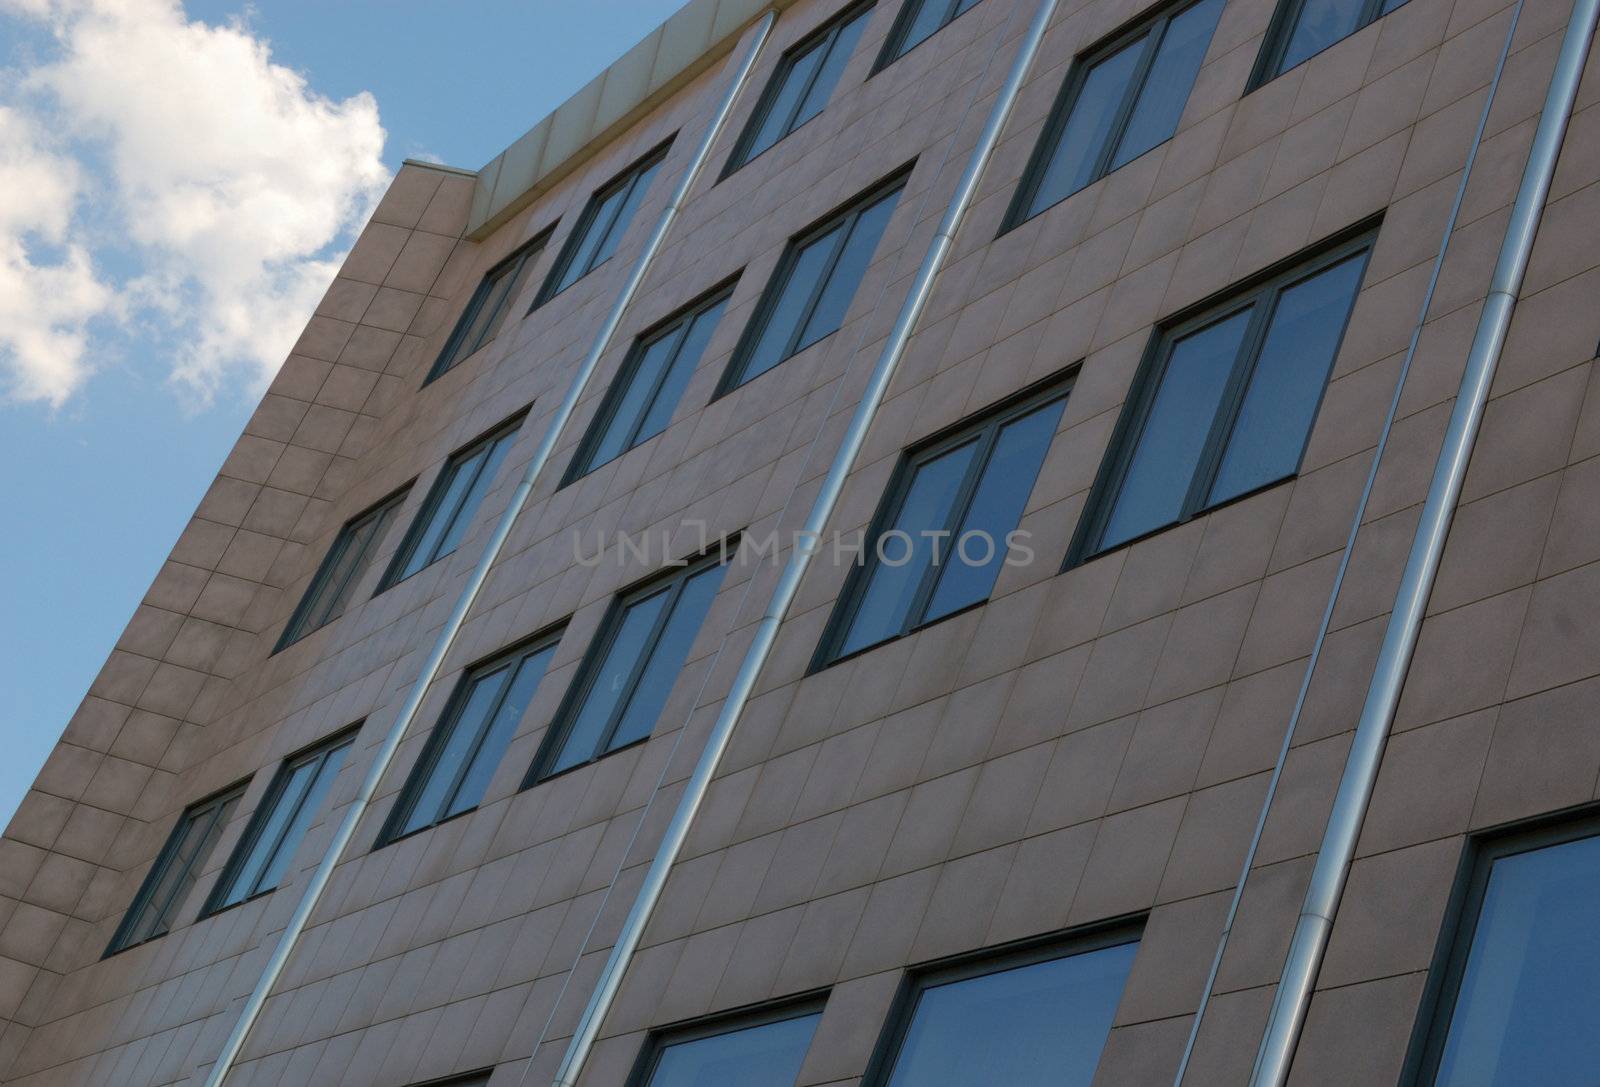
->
(0, 0, 390, 406)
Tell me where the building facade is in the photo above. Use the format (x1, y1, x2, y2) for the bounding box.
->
(3, 0, 1599, 1081)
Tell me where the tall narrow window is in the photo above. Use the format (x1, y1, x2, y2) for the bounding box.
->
(533, 143, 671, 307)
(382, 635, 560, 842)
(726, 1, 874, 173)
(818, 379, 1069, 665)
(1414, 816, 1600, 1085)
(877, 0, 985, 67)
(565, 283, 733, 483)
(204, 730, 356, 914)
(276, 488, 408, 651)
(1253, 0, 1409, 85)
(529, 553, 728, 781)
(427, 235, 546, 382)
(104, 784, 245, 955)
(867, 931, 1139, 1087)
(720, 174, 906, 392)
(380, 415, 523, 590)
(1008, 0, 1224, 226)
(1072, 232, 1372, 560)
(629, 1002, 824, 1087)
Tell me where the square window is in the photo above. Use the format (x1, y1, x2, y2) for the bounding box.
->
(1252, 0, 1410, 86)
(628, 999, 825, 1087)
(381, 634, 561, 843)
(528, 552, 729, 781)
(867, 928, 1139, 1087)
(204, 729, 357, 914)
(1006, 0, 1225, 227)
(1411, 813, 1600, 1085)
(426, 234, 547, 383)
(816, 378, 1070, 665)
(719, 172, 906, 393)
(379, 414, 524, 590)
(275, 486, 409, 651)
(104, 783, 245, 955)
(565, 281, 734, 484)
(725, 1, 874, 174)
(533, 142, 672, 308)
(876, 0, 985, 68)
(1070, 230, 1374, 562)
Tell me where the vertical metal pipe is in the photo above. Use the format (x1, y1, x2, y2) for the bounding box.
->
(542, 0, 1065, 1082)
(1171, 0, 1526, 1077)
(1249, 0, 1600, 1082)
(199, 16, 775, 1085)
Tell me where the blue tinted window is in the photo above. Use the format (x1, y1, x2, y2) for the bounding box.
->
(428, 236, 544, 381)
(538, 146, 669, 304)
(882, 0, 985, 64)
(278, 489, 406, 650)
(107, 786, 243, 953)
(1259, 0, 1407, 82)
(384, 418, 522, 587)
(644, 1011, 820, 1087)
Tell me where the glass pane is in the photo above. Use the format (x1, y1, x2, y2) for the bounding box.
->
(460, 267, 516, 357)
(1277, 0, 1365, 74)
(839, 441, 978, 657)
(549, 588, 672, 774)
(434, 431, 516, 561)
(402, 665, 511, 835)
(923, 399, 1066, 620)
(647, 1012, 821, 1087)
(253, 742, 350, 894)
(401, 454, 482, 580)
(898, 0, 953, 56)
(637, 298, 727, 443)
(607, 563, 727, 751)
(1099, 307, 1251, 549)
(1111, 0, 1224, 170)
(749, 45, 827, 161)
(123, 796, 235, 945)
(592, 158, 661, 269)
(796, 187, 900, 351)
(885, 943, 1137, 1087)
(794, 11, 868, 127)
(1027, 41, 1144, 217)
(741, 225, 843, 383)
(592, 330, 683, 469)
(479, 250, 537, 345)
(223, 760, 317, 904)
(1208, 254, 1364, 505)
(1435, 834, 1600, 1086)
(557, 185, 627, 293)
(446, 646, 554, 819)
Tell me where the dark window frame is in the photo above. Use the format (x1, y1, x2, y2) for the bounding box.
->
(524, 545, 733, 785)
(1002, 0, 1219, 232)
(274, 484, 411, 653)
(530, 140, 674, 310)
(377, 625, 566, 847)
(872, 0, 984, 72)
(861, 918, 1144, 1087)
(403, 1071, 496, 1087)
(103, 781, 248, 957)
(722, 0, 876, 177)
(1248, 0, 1410, 89)
(425, 231, 550, 384)
(812, 371, 1074, 670)
(623, 991, 830, 1087)
(378, 411, 527, 592)
(716, 166, 911, 397)
(562, 276, 740, 487)
(1403, 804, 1600, 1086)
(1065, 225, 1377, 568)
(201, 725, 360, 918)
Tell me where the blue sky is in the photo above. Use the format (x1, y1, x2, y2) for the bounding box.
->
(0, 0, 685, 828)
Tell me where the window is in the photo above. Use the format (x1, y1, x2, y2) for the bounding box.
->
(427, 235, 546, 382)
(628, 1000, 824, 1087)
(565, 283, 733, 483)
(725, 1, 874, 173)
(382, 635, 560, 842)
(204, 730, 356, 914)
(104, 784, 245, 955)
(1007, 0, 1224, 226)
(877, 0, 984, 67)
(533, 143, 671, 306)
(380, 415, 523, 589)
(1071, 232, 1373, 560)
(1412, 815, 1600, 1086)
(867, 930, 1139, 1087)
(529, 552, 729, 781)
(275, 488, 408, 651)
(405, 1074, 492, 1087)
(817, 379, 1069, 665)
(1252, 0, 1409, 85)
(719, 173, 906, 392)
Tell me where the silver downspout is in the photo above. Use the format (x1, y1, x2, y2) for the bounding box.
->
(542, 0, 1065, 1082)
(200, 15, 775, 1084)
(1249, 0, 1600, 1082)
(1171, 0, 1527, 1077)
